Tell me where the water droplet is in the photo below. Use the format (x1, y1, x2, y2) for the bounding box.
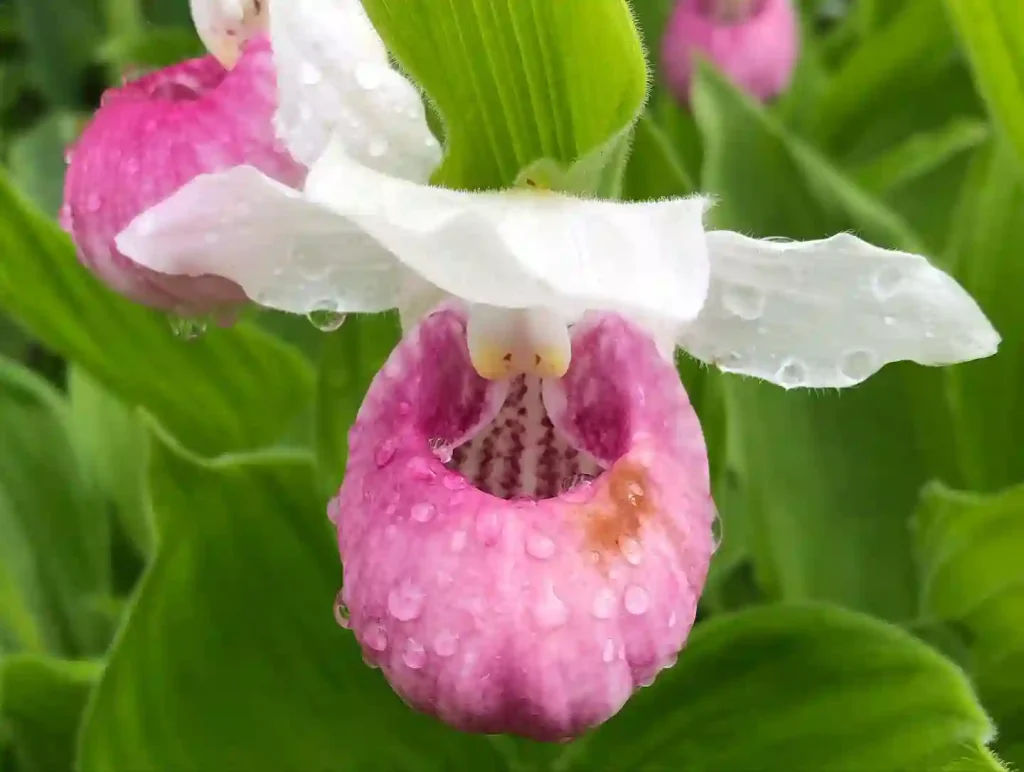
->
(368, 137, 389, 158)
(925, 329, 935, 339)
(434, 630, 458, 657)
(406, 456, 436, 481)
(169, 315, 207, 341)
(712, 513, 723, 554)
(476, 510, 502, 546)
(355, 62, 382, 90)
(668, 612, 678, 629)
(387, 581, 424, 622)
(300, 60, 322, 85)
(85, 193, 101, 212)
(840, 349, 878, 382)
(364, 623, 388, 652)
(374, 439, 398, 468)
(871, 265, 904, 301)
(884, 315, 896, 327)
(332, 590, 351, 629)
(526, 532, 556, 560)
(775, 358, 807, 388)
(450, 530, 467, 552)
(602, 639, 615, 663)
(534, 585, 568, 629)
(624, 585, 650, 616)
(398, 401, 412, 416)
(560, 473, 595, 496)
(591, 588, 616, 619)
(402, 638, 426, 669)
(203, 232, 218, 246)
(442, 474, 467, 491)
(411, 502, 436, 523)
(722, 286, 765, 320)
(620, 537, 643, 566)
(327, 499, 342, 525)
(428, 438, 453, 464)
(307, 307, 347, 332)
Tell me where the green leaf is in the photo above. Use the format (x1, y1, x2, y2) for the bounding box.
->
(691, 64, 945, 621)
(77, 429, 503, 771)
(556, 605, 1000, 771)
(621, 114, 693, 201)
(7, 112, 80, 217)
(813, 0, 959, 158)
(0, 358, 110, 655)
(945, 140, 1024, 491)
(0, 655, 100, 772)
(854, 119, 990, 195)
(67, 367, 152, 558)
(0, 172, 314, 457)
(943, 0, 1024, 171)
(362, 0, 648, 190)
(914, 482, 1024, 768)
(12, 0, 101, 107)
(315, 313, 400, 496)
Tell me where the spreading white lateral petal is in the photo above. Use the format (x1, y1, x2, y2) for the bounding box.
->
(305, 140, 712, 324)
(189, 0, 265, 67)
(115, 166, 409, 315)
(269, 0, 440, 181)
(679, 230, 1000, 388)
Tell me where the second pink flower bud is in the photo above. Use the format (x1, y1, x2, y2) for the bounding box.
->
(660, 0, 799, 104)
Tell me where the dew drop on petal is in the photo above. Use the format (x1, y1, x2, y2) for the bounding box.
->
(476, 509, 502, 546)
(620, 537, 643, 566)
(364, 623, 388, 652)
(429, 438, 453, 464)
(775, 358, 807, 388)
(668, 611, 678, 629)
(534, 585, 569, 629)
(402, 638, 426, 670)
(168, 315, 208, 341)
(450, 530, 467, 552)
(387, 582, 424, 621)
(602, 639, 616, 663)
(406, 456, 436, 481)
(433, 630, 458, 657)
(871, 265, 905, 301)
(411, 502, 436, 523)
(839, 349, 878, 382)
(591, 587, 617, 620)
(884, 315, 896, 327)
(442, 474, 467, 491)
(722, 285, 765, 320)
(712, 512, 724, 554)
(526, 532, 556, 560)
(332, 589, 350, 629)
(624, 585, 650, 616)
(368, 138, 389, 158)
(307, 307, 347, 332)
(355, 62, 381, 90)
(300, 60, 322, 85)
(374, 439, 398, 468)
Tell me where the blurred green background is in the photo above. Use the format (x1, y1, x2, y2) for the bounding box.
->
(1, 0, 1023, 769)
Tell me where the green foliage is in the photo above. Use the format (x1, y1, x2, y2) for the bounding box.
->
(362, 0, 648, 191)
(0, 0, 1022, 769)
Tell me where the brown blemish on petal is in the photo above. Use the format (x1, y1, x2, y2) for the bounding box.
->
(583, 460, 655, 564)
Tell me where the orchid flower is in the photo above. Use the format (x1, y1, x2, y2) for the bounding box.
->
(61, 0, 303, 315)
(662, 0, 799, 104)
(85, 0, 997, 741)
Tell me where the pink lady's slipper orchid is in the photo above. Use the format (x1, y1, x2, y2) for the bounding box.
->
(661, 0, 799, 104)
(110, 0, 999, 740)
(61, 0, 303, 315)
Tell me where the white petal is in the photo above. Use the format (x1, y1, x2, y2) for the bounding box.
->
(269, 0, 440, 181)
(190, 0, 265, 67)
(116, 166, 409, 315)
(305, 141, 712, 324)
(679, 231, 1000, 388)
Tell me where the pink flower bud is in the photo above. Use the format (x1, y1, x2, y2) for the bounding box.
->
(331, 306, 716, 740)
(661, 0, 799, 104)
(61, 38, 304, 315)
